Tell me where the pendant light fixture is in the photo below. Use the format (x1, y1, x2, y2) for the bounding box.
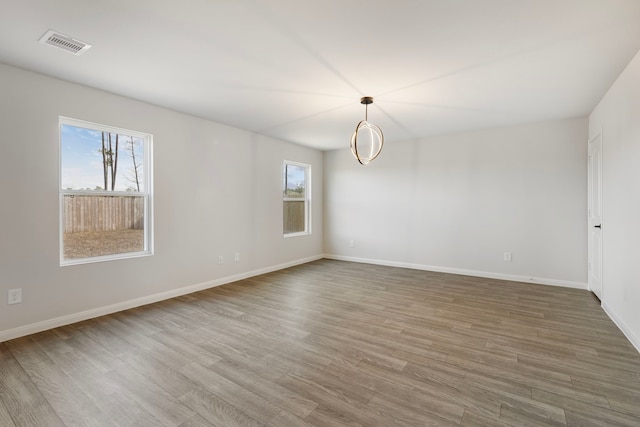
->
(350, 96, 384, 165)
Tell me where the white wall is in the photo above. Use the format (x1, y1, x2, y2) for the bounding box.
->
(0, 63, 323, 340)
(324, 118, 588, 287)
(589, 50, 640, 350)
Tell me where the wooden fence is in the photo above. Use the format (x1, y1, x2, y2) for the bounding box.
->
(63, 195, 144, 233)
(284, 200, 306, 234)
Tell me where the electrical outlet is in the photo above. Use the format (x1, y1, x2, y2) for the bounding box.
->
(349, 240, 355, 248)
(218, 256, 224, 264)
(503, 252, 512, 262)
(234, 252, 240, 262)
(8, 288, 22, 305)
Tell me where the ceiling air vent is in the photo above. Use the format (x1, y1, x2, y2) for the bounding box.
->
(38, 30, 92, 56)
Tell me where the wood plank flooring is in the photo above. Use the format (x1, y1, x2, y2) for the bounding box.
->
(1, 259, 640, 426)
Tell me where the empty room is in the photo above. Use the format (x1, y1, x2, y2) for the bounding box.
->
(1, 1, 640, 426)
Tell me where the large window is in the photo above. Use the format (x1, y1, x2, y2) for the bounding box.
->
(283, 161, 311, 236)
(59, 117, 153, 265)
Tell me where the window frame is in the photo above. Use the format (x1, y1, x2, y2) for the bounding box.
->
(283, 160, 311, 237)
(59, 116, 153, 266)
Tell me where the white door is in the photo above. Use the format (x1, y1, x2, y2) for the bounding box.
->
(588, 132, 603, 300)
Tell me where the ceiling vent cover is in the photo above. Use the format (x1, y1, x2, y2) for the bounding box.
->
(38, 30, 92, 55)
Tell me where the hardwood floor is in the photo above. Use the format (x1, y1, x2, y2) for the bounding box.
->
(1, 259, 640, 426)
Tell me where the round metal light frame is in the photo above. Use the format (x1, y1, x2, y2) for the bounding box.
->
(350, 97, 384, 165)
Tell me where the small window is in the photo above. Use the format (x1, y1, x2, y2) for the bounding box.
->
(283, 161, 311, 236)
(59, 117, 153, 265)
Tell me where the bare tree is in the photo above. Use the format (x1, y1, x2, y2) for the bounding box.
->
(125, 136, 142, 191)
(101, 132, 108, 190)
(111, 133, 119, 191)
(100, 132, 120, 191)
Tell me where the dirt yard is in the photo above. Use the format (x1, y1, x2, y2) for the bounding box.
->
(63, 229, 144, 259)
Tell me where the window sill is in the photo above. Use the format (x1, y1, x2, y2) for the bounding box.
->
(284, 231, 311, 238)
(60, 250, 153, 267)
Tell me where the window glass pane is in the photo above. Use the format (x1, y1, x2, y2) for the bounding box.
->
(284, 164, 305, 199)
(62, 195, 145, 259)
(284, 200, 306, 234)
(60, 118, 152, 264)
(283, 161, 310, 236)
(61, 124, 145, 192)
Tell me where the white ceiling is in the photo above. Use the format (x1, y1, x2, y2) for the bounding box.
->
(1, 0, 639, 151)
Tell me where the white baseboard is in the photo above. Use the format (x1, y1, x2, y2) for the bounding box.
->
(602, 301, 640, 354)
(323, 254, 588, 290)
(0, 255, 322, 343)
